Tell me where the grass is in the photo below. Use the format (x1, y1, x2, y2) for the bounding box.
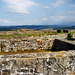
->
(0, 31, 75, 37)
(0, 32, 59, 37)
(71, 31, 75, 33)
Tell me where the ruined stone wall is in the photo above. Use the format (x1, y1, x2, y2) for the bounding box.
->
(0, 51, 75, 75)
(0, 33, 75, 53)
(0, 29, 57, 35)
(0, 35, 54, 53)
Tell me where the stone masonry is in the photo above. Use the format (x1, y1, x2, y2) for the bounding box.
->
(0, 34, 69, 53)
(0, 51, 75, 75)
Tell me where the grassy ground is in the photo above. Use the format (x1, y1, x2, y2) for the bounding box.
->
(0, 31, 75, 37)
(71, 31, 75, 33)
(0, 32, 59, 37)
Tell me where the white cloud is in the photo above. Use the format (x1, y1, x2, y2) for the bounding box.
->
(44, 6, 51, 9)
(42, 18, 48, 21)
(48, 16, 75, 24)
(2, 0, 40, 14)
(67, 11, 75, 14)
(51, 0, 66, 7)
(8, 19, 41, 25)
(12, 16, 75, 25)
(0, 19, 10, 23)
(2, 16, 75, 25)
(49, 16, 64, 21)
(40, 16, 75, 25)
(70, 4, 75, 7)
(59, 11, 75, 15)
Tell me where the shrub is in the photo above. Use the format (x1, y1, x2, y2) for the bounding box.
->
(20, 50, 24, 53)
(67, 32, 73, 40)
(57, 30, 61, 33)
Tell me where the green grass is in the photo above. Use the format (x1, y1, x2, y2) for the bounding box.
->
(0, 31, 68, 37)
(20, 50, 24, 53)
(61, 31, 64, 33)
(71, 32, 75, 33)
(0, 32, 58, 37)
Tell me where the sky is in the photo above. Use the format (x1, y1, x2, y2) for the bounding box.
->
(0, 0, 75, 26)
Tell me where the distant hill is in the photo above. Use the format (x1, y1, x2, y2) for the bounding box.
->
(53, 26, 75, 30)
(0, 25, 75, 31)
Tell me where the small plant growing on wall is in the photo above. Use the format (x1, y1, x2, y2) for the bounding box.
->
(47, 47, 51, 51)
(67, 32, 73, 40)
(20, 50, 24, 53)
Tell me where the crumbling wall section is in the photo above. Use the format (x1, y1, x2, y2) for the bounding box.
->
(0, 51, 75, 75)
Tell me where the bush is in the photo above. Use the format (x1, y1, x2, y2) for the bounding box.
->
(67, 32, 73, 40)
(20, 50, 24, 53)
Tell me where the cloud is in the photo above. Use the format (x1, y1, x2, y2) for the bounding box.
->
(59, 11, 75, 15)
(49, 16, 64, 21)
(41, 16, 75, 25)
(0, 19, 10, 23)
(44, 6, 51, 9)
(67, 11, 75, 14)
(49, 16, 75, 24)
(17, 19, 43, 25)
(2, 15, 75, 25)
(10, 16, 75, 25)
(70, 4, 75, 7)
(2, 0, 40, 14)
(51, 0, 66, 7)
(42, 18, 48, 21)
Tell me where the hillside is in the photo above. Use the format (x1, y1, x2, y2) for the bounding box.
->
(0, 25, 75, 31)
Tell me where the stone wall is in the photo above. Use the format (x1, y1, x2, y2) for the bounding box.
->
(0, 35, 54, 53)
(0, 29, 57, 35)
(0, 33, 75, 53)
(0, 51, 75, 75)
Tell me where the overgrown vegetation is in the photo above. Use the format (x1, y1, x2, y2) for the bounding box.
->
(0, 32, 59, 37)
(47, 47, 51, 51)
(71, 31, 75, 33)
(20, 50, 24, 53)
(67, 32, 73, 40)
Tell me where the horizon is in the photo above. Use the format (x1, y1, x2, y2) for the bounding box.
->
(0, 0, 75, 26)
(0, 24, 75, 27)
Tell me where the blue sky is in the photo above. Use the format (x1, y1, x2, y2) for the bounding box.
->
(0, 0, 75, 26)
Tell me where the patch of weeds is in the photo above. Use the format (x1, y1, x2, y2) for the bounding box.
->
(20, 50, 24, 53)
(67, 32, 73, 40)
(47, 47, 51, 51)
